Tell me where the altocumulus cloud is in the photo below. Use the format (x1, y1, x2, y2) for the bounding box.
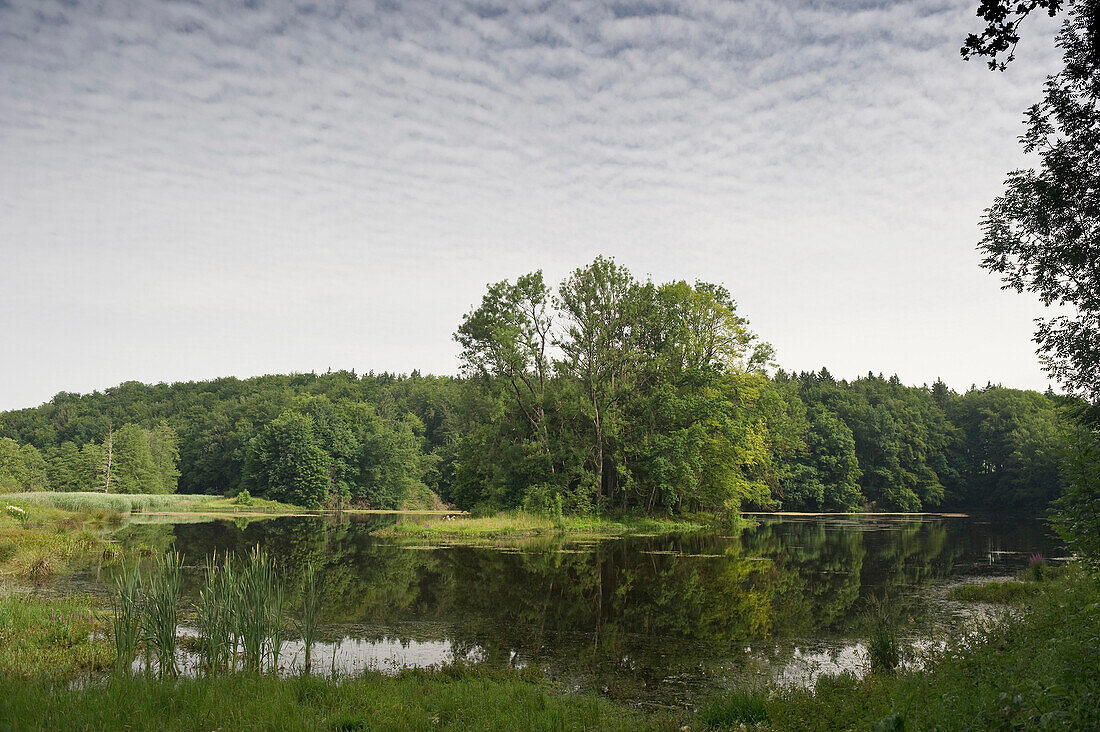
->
(0, 0, 1064, 409)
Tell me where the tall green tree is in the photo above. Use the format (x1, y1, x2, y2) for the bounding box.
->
(242, 412, 330, 508)
(0, 438, 48, 491)
(110, 424, 160, 494)
(555, 257, 638, 507)
(975, 3, 1100, 402)
(455, 272, 555, 473)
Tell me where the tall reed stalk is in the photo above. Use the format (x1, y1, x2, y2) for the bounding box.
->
(142, 551, 182, 678)
(196, 550, 237, 675)
(111, 562, 141, 673)
(295, 561, 323, 673)
(234, 546, 284, 674)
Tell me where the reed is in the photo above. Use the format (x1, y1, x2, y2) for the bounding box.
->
(234, 546, 284, 674)
(195, 551, 237, 675)
(294, 561, 323, 673)
(142, 551, 182, 679)
(110, 562, 141, 673)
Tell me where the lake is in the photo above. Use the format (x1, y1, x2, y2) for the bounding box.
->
(64, 513, 1061, 709)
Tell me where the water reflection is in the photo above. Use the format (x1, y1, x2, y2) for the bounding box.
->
(98, 514, 1059, 705)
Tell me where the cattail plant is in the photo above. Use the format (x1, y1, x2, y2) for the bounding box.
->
(142, 551, 182, 678)
(235, 546, 284, 674)
(294, 561, 324, 673)
(195, 550, 237, 675)
(111, 562, 141, 673)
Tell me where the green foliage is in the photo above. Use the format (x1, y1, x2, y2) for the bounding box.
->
(242, 412, 330, 508)
(233, 489, 253, 506)
(975, 2, 1100, 402)
(947, 387, 1062, 509)
(0, 438, 48, 492)
(0, 260, 1076, 517)
(1053, 416, 1100, 562)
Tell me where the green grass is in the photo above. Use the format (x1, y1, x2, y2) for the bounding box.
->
(700, 690, 769, 728)
(2, 492, 306, 515)
(0, 667, 676, 731)
(947, 562, 1069, 603)
(947, 579, 1047, 603)
(374, 510, 712, 541)
(0, 505, 107, 580)
(0, 593, 113, 678)
(700, 564, 1100, 730)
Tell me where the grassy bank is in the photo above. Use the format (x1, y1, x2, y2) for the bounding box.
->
(0, 501, 118, 580)
(372, 510, 717, 541)
(0, 667, 674, 731)
(0, 593, 112, 677)
(700, 564, 1100, 730)
(3, 491, 306, 516)
(0, 492, 301, 581)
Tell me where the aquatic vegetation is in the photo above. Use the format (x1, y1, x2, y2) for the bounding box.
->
(374, 510, 709, 541)
(111, 562, 141, 673)
(700, 689, 769, 727)
(863, 597, 902, 674)
(195, 551, 237, 675)
(0, 594, 112, 677)
(234, 547, 285, 674)
(294, 561, 323, 673)
(141, 551, 182, 678)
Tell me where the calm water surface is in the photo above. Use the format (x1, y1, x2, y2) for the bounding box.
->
(68, 513, 1061, 708)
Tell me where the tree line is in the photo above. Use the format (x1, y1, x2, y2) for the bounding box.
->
(0, 258, 1077, 514)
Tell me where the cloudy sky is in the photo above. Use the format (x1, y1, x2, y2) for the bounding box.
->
(0, 0, 1065, 410)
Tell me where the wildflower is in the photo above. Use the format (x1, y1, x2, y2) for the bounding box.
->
(1029, 552, 1045, 566)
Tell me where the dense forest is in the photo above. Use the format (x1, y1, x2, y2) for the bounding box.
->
(0, 259, 1077, 514)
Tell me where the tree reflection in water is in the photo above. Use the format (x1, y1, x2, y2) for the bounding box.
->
(103, 514, 1059, 705)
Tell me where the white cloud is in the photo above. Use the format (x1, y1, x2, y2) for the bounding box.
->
(0, 0, 1066, 408)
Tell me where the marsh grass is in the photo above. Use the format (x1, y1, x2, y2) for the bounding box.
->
(111, 562, 141, 673)
(0, 593, 112, 677)
(948, 579, 1045, 603)
(294, 561, 323, 673)
(863, 597, 902, 674)
(375, 510, 708, 540)
(700, 689, 769, 728)
(3, 492, 207, 514)
(142, 551, 182, 678)
(195, 551, 237, 674)
(1, 492, 305, 516)
(948, 558, 1068, 604)
(233, 547, 285, 673)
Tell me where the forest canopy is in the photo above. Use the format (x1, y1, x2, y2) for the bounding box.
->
(0, 259, 1076, 514)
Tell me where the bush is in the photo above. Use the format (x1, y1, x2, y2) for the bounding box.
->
(233, 490, 253, 506)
